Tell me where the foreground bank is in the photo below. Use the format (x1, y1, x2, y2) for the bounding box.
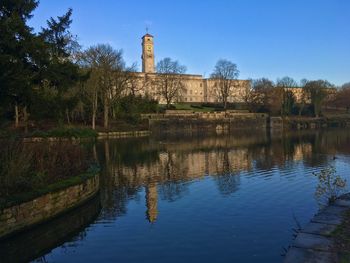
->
(284, 194, 350, 263)
(0, 173, 99, 239)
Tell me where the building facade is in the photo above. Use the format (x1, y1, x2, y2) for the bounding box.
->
(134, 33, 250, 104)
(133, 33, 336, 106)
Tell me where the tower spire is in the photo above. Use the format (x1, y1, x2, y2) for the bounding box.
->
(141, 32, 155, 73)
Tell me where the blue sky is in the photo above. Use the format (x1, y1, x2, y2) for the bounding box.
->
(29, 0, 349, 85)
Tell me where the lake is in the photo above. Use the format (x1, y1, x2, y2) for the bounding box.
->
(1, 129, 350, 263)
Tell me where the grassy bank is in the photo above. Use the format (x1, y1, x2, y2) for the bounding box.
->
(173, 103, 216, 112)
(0, 140, 97, 209)
(29, 127, 98, 138)
(0, 172, 98, 210)
(332, 210, 350, 262)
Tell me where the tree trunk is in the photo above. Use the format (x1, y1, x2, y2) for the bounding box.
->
(92, 93, 97, 130)
(66, 108, 71, 124)
(103, 95, 109, 129)
(15, 104, 19, 128)
(223, 98, 227, 111)
(93, 144, 98, 162)
(92, 111, 96, 130)
(23, 106, 28, 133)
(298, 104, 304, 116)
(166, 100, 170, 109)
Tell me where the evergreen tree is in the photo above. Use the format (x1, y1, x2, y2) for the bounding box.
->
(0, 0, 40, 126)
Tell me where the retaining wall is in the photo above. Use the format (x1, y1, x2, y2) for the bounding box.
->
(0, 174, 99, 239)
(146, 113, 268, 133)
(284, 194, 350, 262)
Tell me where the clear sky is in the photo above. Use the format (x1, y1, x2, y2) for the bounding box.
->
(28, 0, 349, 86)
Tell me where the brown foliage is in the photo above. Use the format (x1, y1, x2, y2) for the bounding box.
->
(0, 140, 91, 197)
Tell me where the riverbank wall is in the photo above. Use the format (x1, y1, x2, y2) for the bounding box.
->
(143, 112, 350, 134)
(284, 194, 350, 262)
(271, 116, 350, 130)
(0, 174, 99, 239)
(15, 114, 350, 141)
(0, 194, 101, 262)
(143, 112, 268, 134)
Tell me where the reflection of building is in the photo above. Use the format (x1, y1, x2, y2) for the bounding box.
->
(145, 184, 158, 223)
(117, 149, 251, 223)
(292, 143, 312, 161)
(132, 33, 250, 104)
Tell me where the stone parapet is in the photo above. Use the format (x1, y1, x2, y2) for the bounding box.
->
(0, 174, 99, 239)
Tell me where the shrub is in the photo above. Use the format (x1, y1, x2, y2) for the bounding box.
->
(313, 166, 347, 205)
(114, 94, 158, 123)
(0, 140, 93, 199)
(30, 127, 97, 138)
(190, 104, 203, 109)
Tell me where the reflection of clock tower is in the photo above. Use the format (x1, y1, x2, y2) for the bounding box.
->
(142, 33, 155, 73)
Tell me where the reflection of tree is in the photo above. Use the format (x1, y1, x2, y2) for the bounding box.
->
(215, 173, 240, 196)
(92, 129, 350, 222)
(159, 182, 189, 202)
(303, 131, 329, 167)
(98, 140, 141, 220)
(213, 149, 241, 196)
(158, 152, 189, 202)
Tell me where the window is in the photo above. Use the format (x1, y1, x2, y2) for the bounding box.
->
(200, 83, 202, 87)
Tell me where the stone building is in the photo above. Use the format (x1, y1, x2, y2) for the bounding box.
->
(133, 33, 250, 104)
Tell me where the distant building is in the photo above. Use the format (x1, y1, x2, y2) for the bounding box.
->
(133, 33, 250, 104)
(133, 33, 337, 105)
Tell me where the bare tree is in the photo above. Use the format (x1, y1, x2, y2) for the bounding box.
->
(123, 63, 142, 97)
(298, 79, 310, 116)
(210, 59, 239, 110)
(240, 80, 262, 112)
(332, 83, 350, 113)
(304, 80, 334, 117)
(79, 44, 126, 129)
(276, 76, 298, 116)
(250, 78, 275, 112)
(155, 58, 186, 108)
(276, 76, 298, 88)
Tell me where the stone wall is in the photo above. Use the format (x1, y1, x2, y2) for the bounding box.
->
(0, 195, 101, 262)
(284, 194, 350, 262)
(146, 113, 268, 133)
(0, 174, 99, 239)
(97, 130, 150, 139)
(280, 116, 350, 130)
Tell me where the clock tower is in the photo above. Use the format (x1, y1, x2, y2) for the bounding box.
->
(142, 33, 155, 73)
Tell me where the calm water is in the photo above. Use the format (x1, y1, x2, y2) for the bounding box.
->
(1, 129, 350, 263)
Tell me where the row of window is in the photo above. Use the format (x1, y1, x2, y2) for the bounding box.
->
(186, 83, 203, 88)
(185, 90, 203, 95)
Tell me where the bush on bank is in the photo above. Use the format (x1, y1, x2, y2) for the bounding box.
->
(0, 140, 96, 208)
(30, 127, 98, 138)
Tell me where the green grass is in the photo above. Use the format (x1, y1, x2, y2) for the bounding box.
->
(30, 127, 98, 139)
(173, 103, 216, 112)
(0, 172, 98, 210)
